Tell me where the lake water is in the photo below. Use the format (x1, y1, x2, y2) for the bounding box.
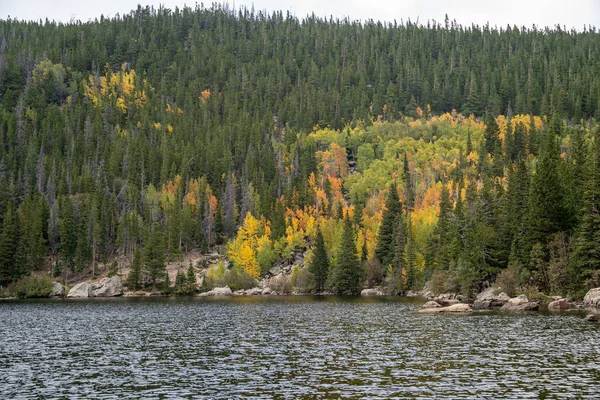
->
(1, 296, 599, 399)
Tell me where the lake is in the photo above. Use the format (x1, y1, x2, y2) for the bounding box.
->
(1, 296, 599, 399)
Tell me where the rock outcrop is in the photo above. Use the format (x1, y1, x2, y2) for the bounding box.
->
(206, 286, 233, 296)
(418, 303, 472, 313)
(421, 301, 442, 309)
(500, 295, 539, 311)
(91, 276, 123, 297)
(473, 287, 510, 310)
(547, 298, 571, 311)
(361, 288, 385, 296)
(433, 293, 470, 305)
(246, 287, 263, 296)
(583, 288, 600, 308)
(49, 282, 65, 297)
(406, 289, 433, 298)
(67, 282, 92, 298)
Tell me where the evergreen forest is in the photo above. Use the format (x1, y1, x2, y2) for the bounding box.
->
(1, 4, 600, 297)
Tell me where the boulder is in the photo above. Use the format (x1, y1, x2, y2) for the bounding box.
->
(584, 314, 599, 323)
(262, 287, 272, 295)
(433, 293, 468, 306)
(207, 286, 232, 296)
(49, 281, 65, 297)
(419, 303, 472, 313)
(361, 288, 385, 296)
(438, 299, 460, 306)
(268, 266, 282, 276)
(246, 287, 262, 296)
(67, 282, 92, 298)
(548, 298, 571, 311)
(501, 295, 539, 311)
(583, 288, 600, 308)
(421, 301, 441, 309)
(473, 287, 511, 310)
(91, 276, 123, 297)
(233, 289, 245, 296)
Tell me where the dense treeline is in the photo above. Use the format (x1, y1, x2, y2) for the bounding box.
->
(0, 5, 599, 297)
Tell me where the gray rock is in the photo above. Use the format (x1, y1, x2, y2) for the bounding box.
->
(583, 288, 600, 308)
(49, 282, 65, 297)
(246, 287, 262, 296)
(262, 287, 272, 295)
(361, 288, 385, 296)
(473, 287, 511, 310)
(91, 276, 123, 297)
(67, 282, 92, 298)
(421, 301, 442, 309)
(268, 266, 282, 276)
(584, 314, 599, 322)
(207, 286, 232, 296)
(419, 303, 472, 313)
(548, 298, 571, 311)
(501, 295, 539, 311)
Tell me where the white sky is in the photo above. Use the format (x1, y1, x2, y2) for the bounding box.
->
(1, 0, 600, 30)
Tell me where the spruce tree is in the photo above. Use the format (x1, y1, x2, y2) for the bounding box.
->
(527, 129, 569, 249)
(0, 204, 18, 281)
(127, 248, 142, 291)
(334, 214, 361, 295)
(570, 128, 600, 290)
(310, 226, 329, 293)
(375, 184, 402, 267)
(58, 196, 77, 274)
(175, 269, 187, 293)
(143, 228, 167, 288)
(403, 153, 414, 213)
(186, 261, 197, 293)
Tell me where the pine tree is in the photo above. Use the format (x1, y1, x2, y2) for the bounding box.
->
(334, 214, 361, 295)
(143, 228, 167, 288)
(484, 113, 501, 155)
(392, 213, 407, 272)
(570, 128, 600, 290)
(527, 129, 569, 249)
(58, 196, 77, 274)
(186, 261, 197, 293)
(403, 153, 414, 213)
(435, 183, 453, 270)
(310, 226, 329, 293)
(0, 204, 19, 281)
(175, 269, 187, 292)
(375, 184, 402, 267)
(127, 248, 142, 291)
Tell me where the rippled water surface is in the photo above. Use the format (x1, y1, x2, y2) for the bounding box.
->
(1, 296, 600, 399)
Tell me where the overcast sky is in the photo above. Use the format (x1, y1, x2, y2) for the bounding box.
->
(2, 0, 600, 30)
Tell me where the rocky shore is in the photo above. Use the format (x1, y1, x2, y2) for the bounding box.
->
(36, 251, 600, 324)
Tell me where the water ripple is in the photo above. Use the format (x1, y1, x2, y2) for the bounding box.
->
(1, 296, 599, 398)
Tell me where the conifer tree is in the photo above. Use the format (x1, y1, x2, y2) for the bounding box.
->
(127, 248, 142, 291)
(375, 185, 402, 268)
(186, 261, 197, 293)
(58, 196, 77, 274)
(334, 214, 361, 295)
(0, 204, 18, 281)
(143, 228, 167, 288)
(310, 226, 329, 293)
(403, 153, 414, 213)
(570, 128, 600, 290)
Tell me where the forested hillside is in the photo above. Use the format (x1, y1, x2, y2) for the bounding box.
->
(0, 4, 599, 297)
